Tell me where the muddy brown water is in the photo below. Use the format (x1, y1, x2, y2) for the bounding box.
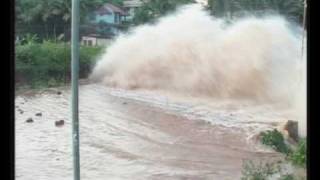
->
(15, 83, 286, 180)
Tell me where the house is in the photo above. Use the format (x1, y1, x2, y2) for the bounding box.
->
(82, 3, 129, 46)
(92, 3, 129, 25)
(86, 3, 129, 36)
(82, 34, 113, 47)
(123, 0, 144, 19)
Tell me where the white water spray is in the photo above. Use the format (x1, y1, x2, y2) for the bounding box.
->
(90, 4, 306, 136)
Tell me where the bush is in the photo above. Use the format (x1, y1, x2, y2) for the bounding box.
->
(260, 129, 292, 154)
(242, 130, 306, 179)
(260, 130, 306, 168)
(15, 41, 104, 88)
(289, 138, 306, 168)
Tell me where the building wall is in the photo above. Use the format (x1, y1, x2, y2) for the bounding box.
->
(82, 36, 114, 47)
(95, 13, 117, 24)
(86, 4, 129, 38)
(82, 37, 97, 46)
(97, 38, 114, 47)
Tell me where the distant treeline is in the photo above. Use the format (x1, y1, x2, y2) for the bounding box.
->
(207, 0, 304, 23)
(16, 0, 304, 40)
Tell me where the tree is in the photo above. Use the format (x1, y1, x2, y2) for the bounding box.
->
(207, 0, 304, 24)
(132, 0, 196, 25)
(15, 0, 125, 39)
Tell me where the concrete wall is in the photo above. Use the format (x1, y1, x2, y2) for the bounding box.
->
(82, 36, 113, 47)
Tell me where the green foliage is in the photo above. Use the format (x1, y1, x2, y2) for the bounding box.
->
(207, 0, 304, 23)
(260, 129, 292, 154)
(15, 40, 104, 89)
(132, 0, 195, 25)
(241, 160, 299, 180)
(280, 174, 294, 180)
(16, 0, 125, 39)
(109, 0, 124, 6)
(241, 160, 280, 180)
(260, 130, 306, 168)
(79, 45, 105, 77)
(16, 0, 117, 24)
(288, 138, 306, 168)
(19, 34, 40, 45)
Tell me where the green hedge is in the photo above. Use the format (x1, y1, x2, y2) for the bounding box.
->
(15, 41, 104, 88)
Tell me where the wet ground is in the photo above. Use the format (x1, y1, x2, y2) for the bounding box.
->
(15, 83, 286, 180)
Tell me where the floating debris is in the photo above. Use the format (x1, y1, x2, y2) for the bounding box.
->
(17, 109, 24, 114)
(26, 118, 33, 123)
(55, 120, 65, 127)
(284, 120, 299, 142)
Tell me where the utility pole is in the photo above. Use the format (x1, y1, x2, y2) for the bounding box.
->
(301, 0, 307, 60)
(71, 0, 80, 179)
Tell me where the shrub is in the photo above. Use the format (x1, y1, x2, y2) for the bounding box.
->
(289, 138, 306, 168)
(260, 130, 306, 168)
(260, 129, 292, 154)
(15, 41, 104, 88)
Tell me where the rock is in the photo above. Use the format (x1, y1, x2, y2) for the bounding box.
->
(35, 112, 42, 116)
(26, 118, 33, 123)
(55, 120, 65, 127)
(57, 91, 62, 95)
(284, 120, 299, 142)
(122, 102, 127, 105)
(278, 120, 299, 142)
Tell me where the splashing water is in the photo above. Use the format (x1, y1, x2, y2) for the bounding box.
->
(90, 4, 306, 136)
